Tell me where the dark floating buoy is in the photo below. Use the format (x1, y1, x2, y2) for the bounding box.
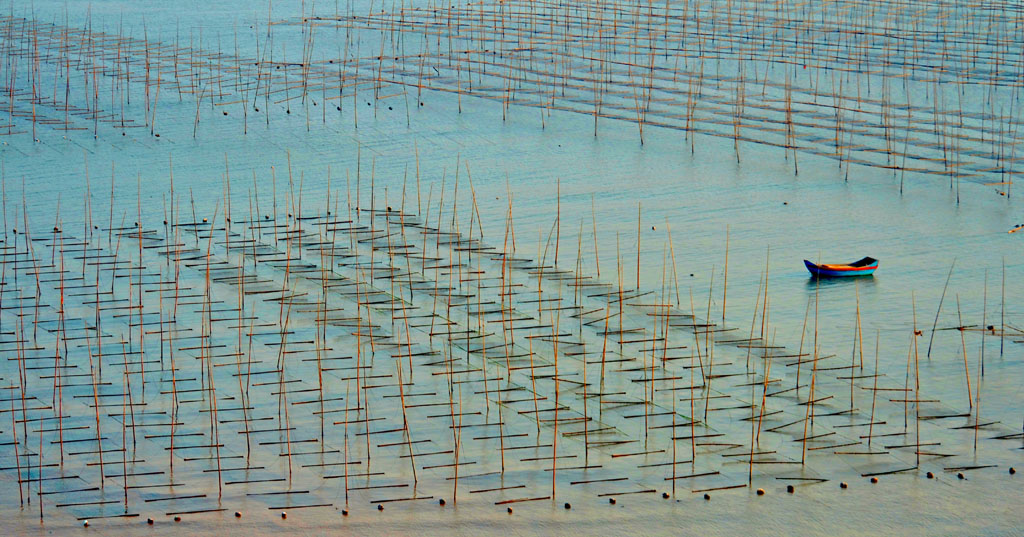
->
(507, 507, 513, 514)
(234, 512, 241, 518)
(341, 510, 349, 516)
(564, 502, 571, 509)
(337, 106, 341, 111)
(388, 106, 393, 110)
(163, 220, 168, 225)
(756, 488, 765, 496)
(281, 512, 287, 519)
(608, 498, 616, 505)
(786, 485, 794, 493)
(840, 482, 848, 489)
(83, 520, 89, 527)
(439, 498, 446, 506)
(147, 518, 154, 525)
(377, 504, 384, 511)
(703, 493, 711, 501)
(661, 492, 669, 499)
(870, 477, 878, 484)
(202, 218, 208, 223)
(957, 473, 965, 480)
(783, 201, 788, 205)
(173, 516, 181, 522)
(223, 111, 228, 116)
(1010, 467, 1016, 475)
(926, 472, 934, 479)
(651, 226, 656, 231)
(387, 206, 392, 212)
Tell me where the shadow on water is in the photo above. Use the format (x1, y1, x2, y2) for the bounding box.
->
(803, 275, 878, 292)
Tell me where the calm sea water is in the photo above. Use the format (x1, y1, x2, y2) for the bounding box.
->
(1, 0, 1023, 534)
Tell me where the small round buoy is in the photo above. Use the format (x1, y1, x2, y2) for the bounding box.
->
(234, 512, 241, 518)
(147, 518, 154, 525)
(341, 509, 349, 516)
(1010, 467, 1016, 475)
(83, 520, 89, 527)
(870, 477, 878, 484)
(388, 107, 393, 111)
(202, 218, 208, 223)
(783, 201, 788, 205)
(174, 516, 181, 522)
(926, 472, 934, 479)
(281, 512, 287, 519)
(377, 504, 384, 511)
(223, 111, 228, 116)
(661, 492, 669, 499)
(840, 482, 848, 489)
(703, 493, 711, 500)
(609, 498, 616, 505)
(756, 488, 765, 496)
(564, 502, 571, 510)
(957, 473, 965, 480)
(387, 206, 392, 212)
(439, 498, 446, 506)
(651, 226, 656, 231)
(786, 485, 794, 493)
(163, 220, 168, 225)
(337, 106, 341, 111)
(507, 507, 513, 514)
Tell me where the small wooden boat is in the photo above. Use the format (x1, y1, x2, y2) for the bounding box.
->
(804, 256, 878, 277)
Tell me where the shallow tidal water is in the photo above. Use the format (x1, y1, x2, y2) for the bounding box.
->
(0, 0, 1023, 535)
